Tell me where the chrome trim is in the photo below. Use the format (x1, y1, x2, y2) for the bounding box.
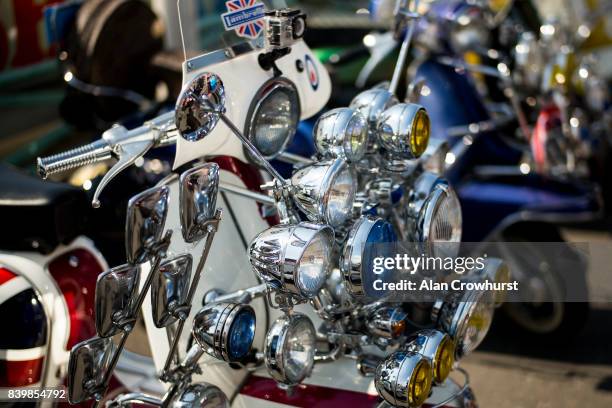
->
(244, 77, 301, 160)
(314, 108, 368, 162)
(192, 302, 256, 362)
(249, 222, 334, 298)
(374, 350, 432, 408)
(404, 329, 454, 384)
(377, 103, 429, 159)
(179, 163, 220, 243)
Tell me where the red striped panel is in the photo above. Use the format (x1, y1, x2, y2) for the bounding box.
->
(240, 375, 380, 408)
(0, 267, 17, 285)
(0, 358, 43, 387)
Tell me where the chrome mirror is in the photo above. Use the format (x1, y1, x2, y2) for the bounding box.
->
(175, 73, 226, 142)
(151, 254, 193, 328)
(125, 185, 170, 264)
(95, 264, 140, 338)
(67, 337, 115, 404)
(180, 163, 220, 243)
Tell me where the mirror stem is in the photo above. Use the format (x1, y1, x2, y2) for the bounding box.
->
(98, 230, 173, 402)
(162, 212, 222, 379)
(389, 0, 420, 95)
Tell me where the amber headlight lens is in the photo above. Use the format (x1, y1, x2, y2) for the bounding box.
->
(405, 329, 455, 384)
(375, 350, 433, 408)
(434, 335, 455, 383)
(377, 103, 431, 160)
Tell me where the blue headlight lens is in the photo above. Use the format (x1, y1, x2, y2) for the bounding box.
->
(228, 309, 256, 360)
(363, 220, 398, 299)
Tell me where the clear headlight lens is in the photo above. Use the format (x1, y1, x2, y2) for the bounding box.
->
(249, 223, 334, 298)
(265, 314, 316, 385)
(427, 186, 462, 251)
(246, 78, 300, 159)
(292, 159, 357, 228)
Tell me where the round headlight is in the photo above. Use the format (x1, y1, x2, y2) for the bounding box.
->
(264, 313, 316, 386)
(407, 172, 462, 258)
(192, 302, 256, 362)
(341, 216, 397, 301)
(245, 78, 300, 159)
(474, 258, 510, 306)
(377, 103, 430, 159)
(350, 89, 398, 151)
(375, 350, 433, 408)
(405, 329, 455, 384)
(314, 108, 368, 162)
(291, 159, 357, 227)
(249, 222, 334, 298)
(434, 288, 495, 359)
(168, 383, 229, 408)
(366, 306, 408, 339)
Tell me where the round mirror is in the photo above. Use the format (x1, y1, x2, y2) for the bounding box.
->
(175, 72, 226, 142)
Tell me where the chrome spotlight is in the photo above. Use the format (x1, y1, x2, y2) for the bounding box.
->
(433, 288, 495, 359)
(151, 254, 193, 328)
(341, 216, 397, 300)
(180, 163, 220, 243)
(125, 185, 169, 264)
(350, 88, 398, 131)
(192, 302, 256, 362)
(375, 350, 433, 408)
(95, 264, 140, 338)
(167, 383, 229, 408)
(366, 306, 408, 339)
(68, 337, 115, 404)
(249, 222, 334, 299)
(314, 108, 368, 162)
(291, 159, 357, 227)
(405, 329, 455, 384)
(175, 72, 226, 142)
(244, 77, 300, 159)
(377, 103, 430, 159)
(405, 172, 462, 258)
(264, 313, 316, 386)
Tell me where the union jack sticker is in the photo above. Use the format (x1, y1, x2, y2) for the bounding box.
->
(221, 0, 265, 40)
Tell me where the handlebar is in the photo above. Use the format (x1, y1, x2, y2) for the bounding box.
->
(36, 111, 177, 207)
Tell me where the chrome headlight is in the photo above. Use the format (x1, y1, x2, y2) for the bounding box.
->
(405, 329, 455, 384)
(377, 103, 430, 159)
(192, 302, 256, 362)
(291, 159, 357, 227)
(406, 172, 462, 258)
(375, 350, 433, 408)
(433, 288, 495, 359)
(264, 313, 316, 386)
(249, 223, 334, 298)
(474, 258, 510, 306)
(341, 216, 397, 300)
(245, 78, 300, 159)
(350, 89, 398, 150)
(314, 108, 368, 162)
(167, 383, 229, 408)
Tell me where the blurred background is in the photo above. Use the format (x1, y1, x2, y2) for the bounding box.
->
(1, 0, 611, 406)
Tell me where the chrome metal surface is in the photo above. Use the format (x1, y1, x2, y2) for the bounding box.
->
(176, 73, 225, 142)
(125, 185, 170, 264)
(291, 159, 357, 227)
(167, 382, 229, 408)
(350, 89, 398, 134)
(314, 108, 368, 162)
(95, 264, 140, 338)
(374, 349, 432, 408)
(68, 337, 115, 404)
(192, 302, 255, 362)
(151, 254, 193, 328)
(366, 306, 408, 339)
(179, 163, 220, 243)
(377, 103, 429, 159)
(404, 329, 454, 384)
(264, 313, 316, 385)
(249, 222, 334, 298)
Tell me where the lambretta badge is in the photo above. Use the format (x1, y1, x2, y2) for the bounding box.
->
(221, 0, 265, 40)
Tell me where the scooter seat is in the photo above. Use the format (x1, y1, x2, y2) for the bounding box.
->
(0, 164, 88, 253)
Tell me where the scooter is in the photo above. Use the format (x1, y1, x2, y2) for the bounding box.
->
(32, 2, 491, 407)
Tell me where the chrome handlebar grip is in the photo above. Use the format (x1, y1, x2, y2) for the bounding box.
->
(37, 139, 112, 179)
